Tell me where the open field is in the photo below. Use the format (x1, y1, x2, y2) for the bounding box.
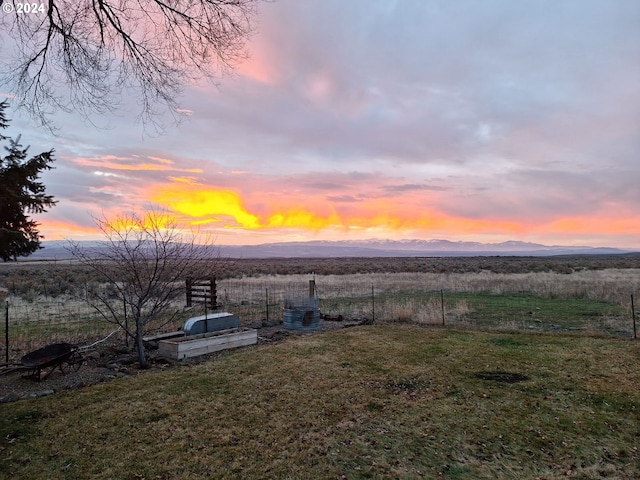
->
(1, 256, 639, 359)
(1, 257, 639, 477)
(2, 254, 640, 285)
(1, 326, 639, 479)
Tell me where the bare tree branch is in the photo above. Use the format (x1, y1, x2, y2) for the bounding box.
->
(0, 0, 257, 132)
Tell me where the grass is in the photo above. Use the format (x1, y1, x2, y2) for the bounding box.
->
(1, 325, 639, 479)
(217, 270, 638, 336)
(448, 292, 630, 335)
(4, 267, 639, 356)
(323, 289, 631, 336)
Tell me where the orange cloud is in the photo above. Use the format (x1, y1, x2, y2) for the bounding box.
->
(266, 210, 343, 231)
(545, 216, 640, 236)
(74, 156, 202, 173)
(35, 220, 100, 240)
(235, 49, 278, 85)
(107, 212, 176, 233)
(137, 182, 640, 249)
(152, 187, 261, 229)
(167, 176, 202, 185)
(149, 184, 521, 235)
(147, 156, 175, 165)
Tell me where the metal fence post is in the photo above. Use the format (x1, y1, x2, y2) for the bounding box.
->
(211, 277, 217, 310)
(632, 293, 637, 340)
(371, 285, 375, 324)
(4, 300, 8, 363)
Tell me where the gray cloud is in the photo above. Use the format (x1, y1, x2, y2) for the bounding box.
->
(153, 0, 636, 187)
(325, 195, 361, 203)
(4, 0, 638, 246)
(302, 182, 348, 191)
(385, 183, 449, 193)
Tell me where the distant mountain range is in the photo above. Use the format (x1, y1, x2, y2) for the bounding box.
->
(216, 239, 633, 258)
(25, 239, 636, 260)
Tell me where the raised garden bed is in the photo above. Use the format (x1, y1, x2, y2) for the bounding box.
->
(157, 328, 257, 360)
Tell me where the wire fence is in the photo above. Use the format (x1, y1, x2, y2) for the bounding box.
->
(2, 297, 117, 362)
(2, 273, 638, 362)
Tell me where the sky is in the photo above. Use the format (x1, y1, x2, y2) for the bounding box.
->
(2, 0, 640, 248)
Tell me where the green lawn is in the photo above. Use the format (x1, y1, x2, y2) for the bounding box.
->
(450, 292, 630, 335)
(1, 326, 639, 479)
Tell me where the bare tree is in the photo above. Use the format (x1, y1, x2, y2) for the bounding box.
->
(0, 0, 257, 130)
(69, 210, 218, 368)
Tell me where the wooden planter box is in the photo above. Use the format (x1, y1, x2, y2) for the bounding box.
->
(143, 331, 185, 343)
(158, 328, 257, 360)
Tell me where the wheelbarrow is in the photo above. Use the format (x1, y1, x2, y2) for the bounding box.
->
(0, 342, 83, 381)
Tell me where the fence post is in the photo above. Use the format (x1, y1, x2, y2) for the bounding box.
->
(123, 297, 129, 348)
(204, 290, 208, 329)
(4, 300, 8, 363)
(371, 285, 375, 324)
(441, 289, 445, 326)
(211, 277, 217, 310)
(632, 293, 637, 340)
(265, 287, 269, 324)
(186, 277, 193, 307)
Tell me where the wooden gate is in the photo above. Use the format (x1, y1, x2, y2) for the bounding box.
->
(186, 277, 217, 309)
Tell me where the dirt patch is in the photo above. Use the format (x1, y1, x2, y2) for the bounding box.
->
(473, 371, 529, 383)
(0, 344, 149, 403)
(0, 319, 365, 403)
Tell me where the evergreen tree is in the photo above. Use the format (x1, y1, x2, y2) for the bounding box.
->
(0, 101, 57, 261)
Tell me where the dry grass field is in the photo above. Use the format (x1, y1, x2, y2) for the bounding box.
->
(1, 256, 639, 357)
(1, 256, 639, 478)
(1, 253, 639, 290)
(1, 326, 639, 479)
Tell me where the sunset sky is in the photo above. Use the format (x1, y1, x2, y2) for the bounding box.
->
(2, 0, 639, 249)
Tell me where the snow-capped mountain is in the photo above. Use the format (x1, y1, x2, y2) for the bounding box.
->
(21, 239, 633, 260)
